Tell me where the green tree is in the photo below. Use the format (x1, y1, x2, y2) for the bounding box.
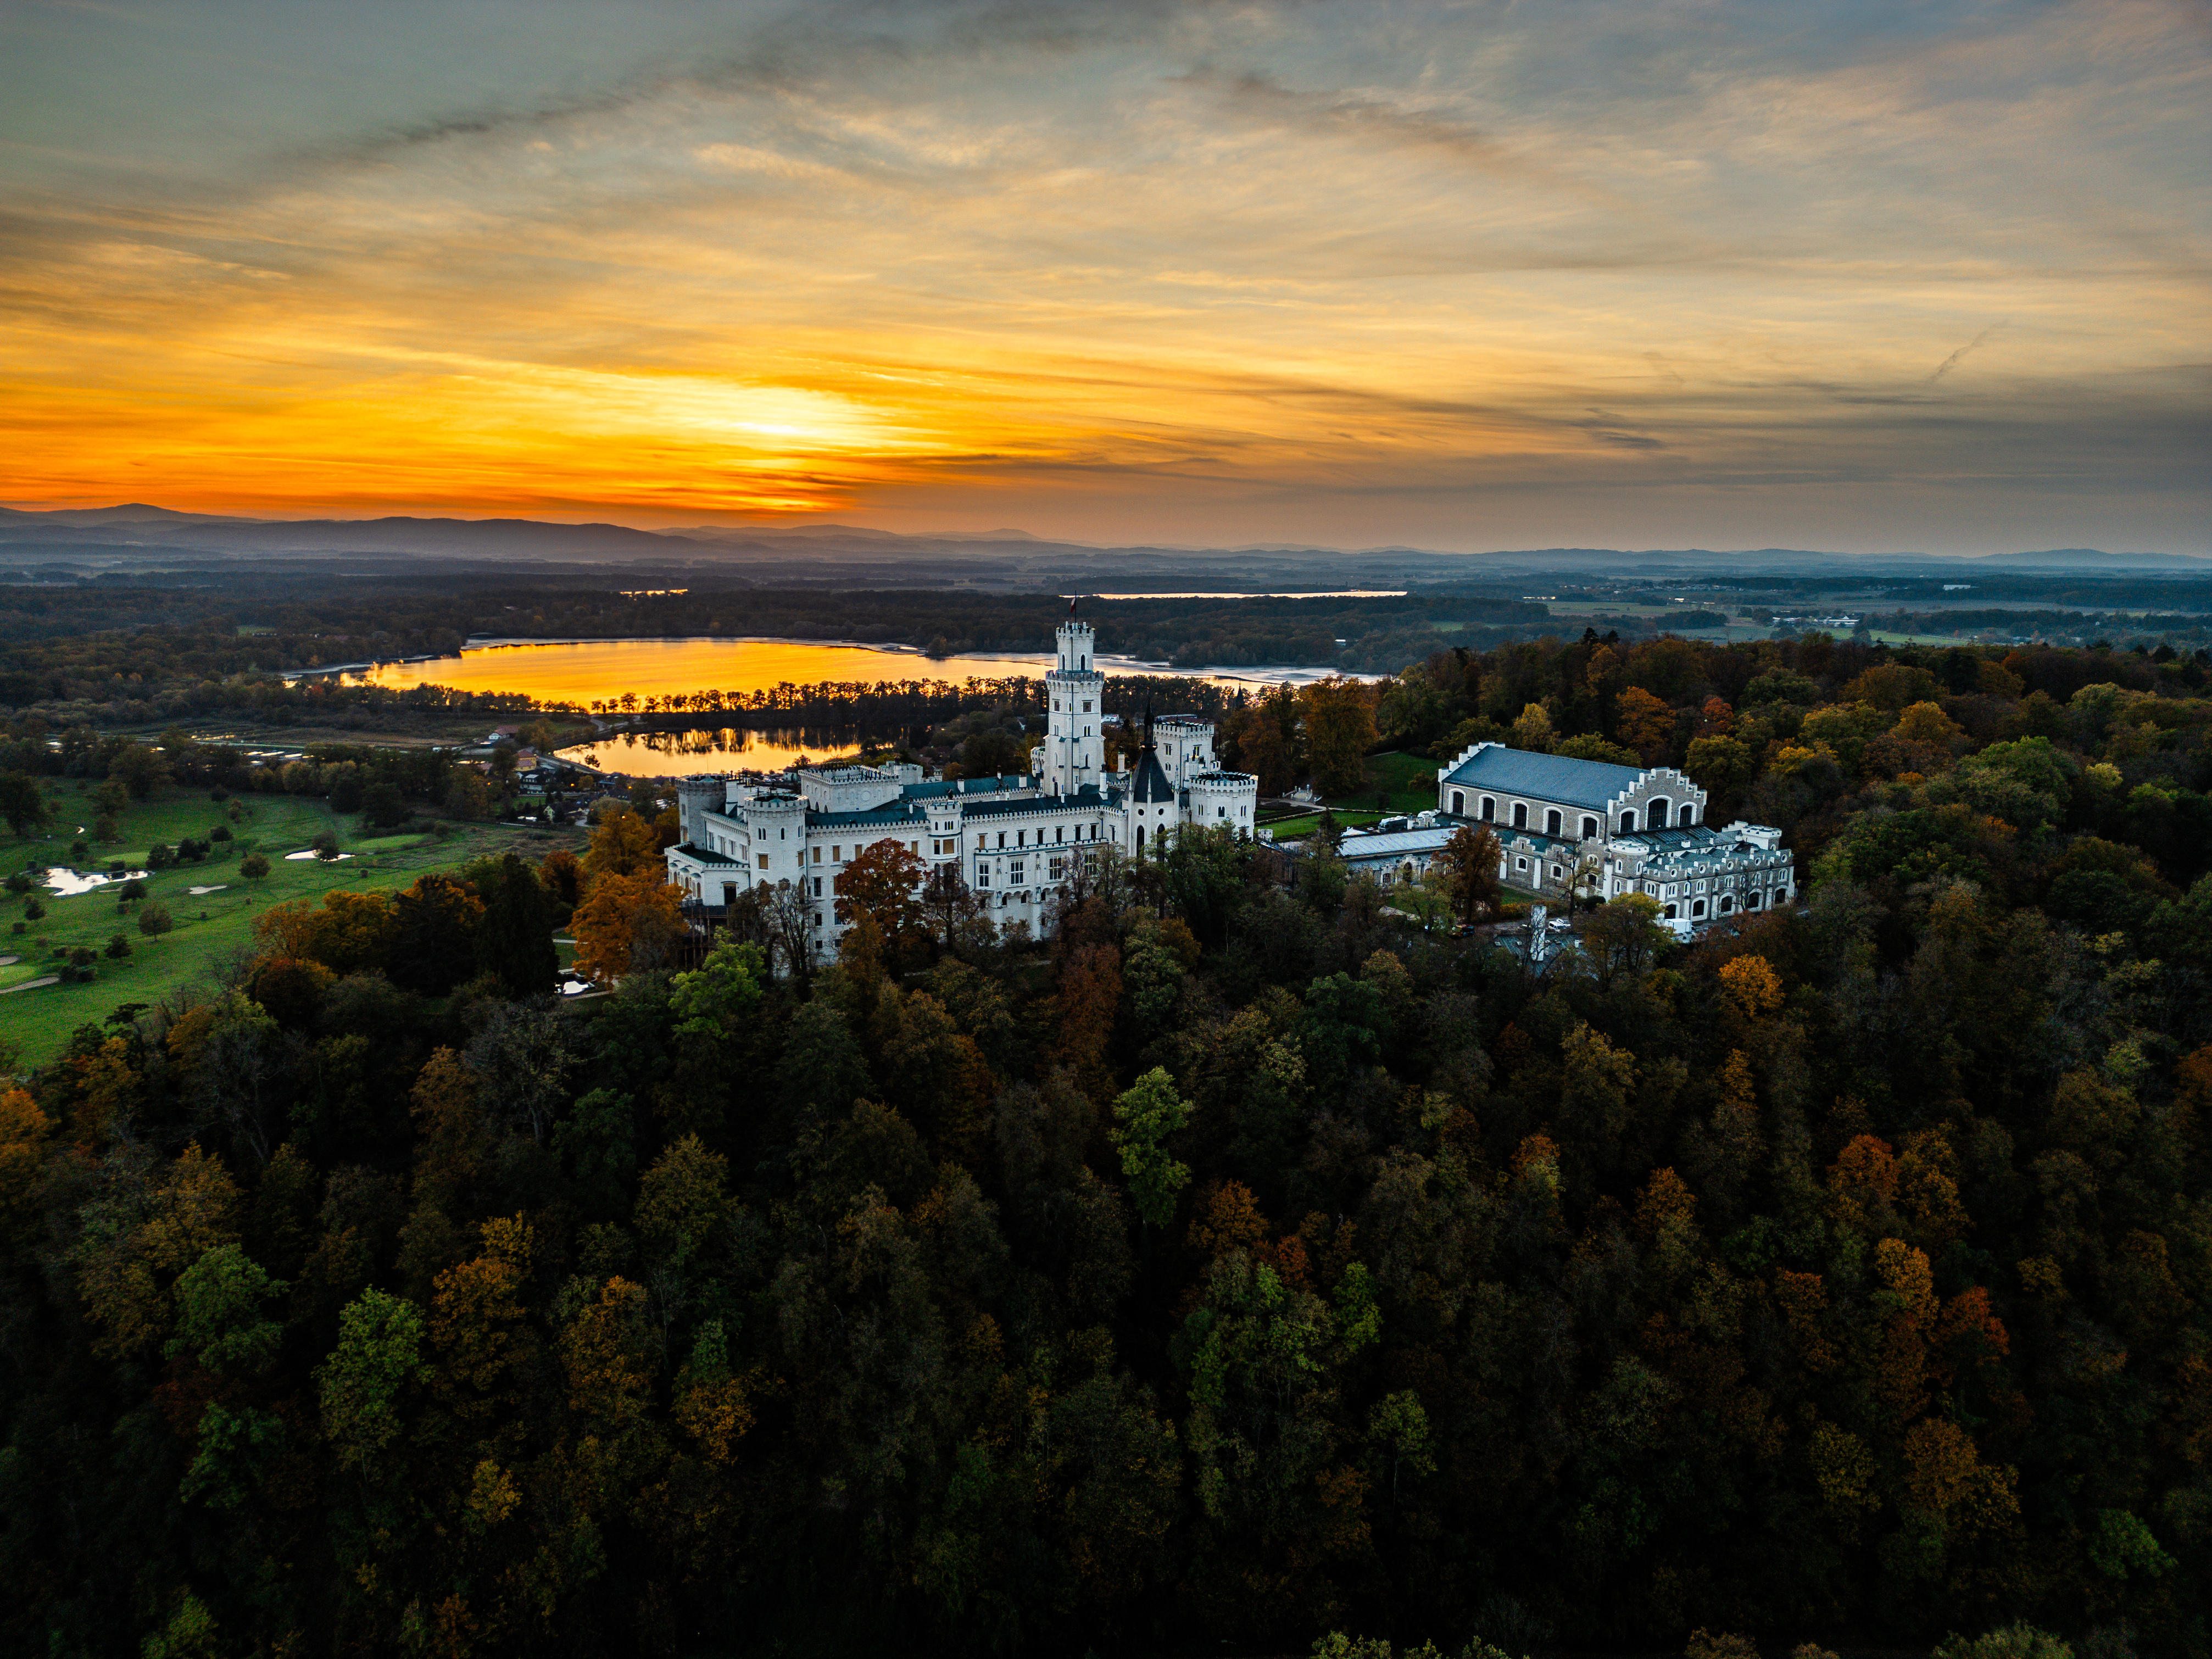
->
(0, 772, 47, 835)
(316, 1288, 429, 1479)
(471, 851, 558, 995)
(165, 1242, 285, 1376)
(1111, 1067, 1192, 1228)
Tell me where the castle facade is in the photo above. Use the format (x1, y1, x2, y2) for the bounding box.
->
(662, 618, 1261, 959)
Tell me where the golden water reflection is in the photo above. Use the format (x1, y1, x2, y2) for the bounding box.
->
(341, 636, 1347, 706)
(348, 637, 1060, 705)
(555, 727, 860, 777)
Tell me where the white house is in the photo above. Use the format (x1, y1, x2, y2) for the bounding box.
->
(663, 617, 1261, 959)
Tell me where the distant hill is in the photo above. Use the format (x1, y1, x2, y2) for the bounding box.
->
(0, 504, 2199, 577)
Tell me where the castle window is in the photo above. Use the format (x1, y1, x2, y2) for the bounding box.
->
(1583, 816, 1598, 839)
(1648, 798, 1670, 828)
(1513, 801, 1528, 830)
(1545, 809, 1561, 837)
(757, 855, 770, 870)
(1480, 796, 1495, 821)
(1681, 803, 1697, 824)
(1451, 789, 1465, 815)
(1619, 810, 1637, 833)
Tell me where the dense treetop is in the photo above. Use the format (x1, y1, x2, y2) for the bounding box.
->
(1, 632, 2209, 1657)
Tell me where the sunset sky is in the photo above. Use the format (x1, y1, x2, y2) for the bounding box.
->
(2, 0, 2205, 553)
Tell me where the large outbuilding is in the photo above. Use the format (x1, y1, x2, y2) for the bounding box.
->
(1434, 739, 1796, 921)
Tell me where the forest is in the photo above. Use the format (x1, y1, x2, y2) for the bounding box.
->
(1, 631, 2210, 1658)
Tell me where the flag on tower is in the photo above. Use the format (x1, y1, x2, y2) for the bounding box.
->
(1067, 596, 1077, 615)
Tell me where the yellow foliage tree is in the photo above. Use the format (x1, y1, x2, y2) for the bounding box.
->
(581, 806, 662, 881)
(571, 869, 689, 985)
(1718, 954, 1785, 1021)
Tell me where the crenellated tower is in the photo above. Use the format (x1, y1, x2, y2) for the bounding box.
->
(1043, 613, 1105, 795)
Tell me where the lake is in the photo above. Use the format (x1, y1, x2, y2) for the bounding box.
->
(339, 636, 1358, 703)
(336, 636, 1369, 777)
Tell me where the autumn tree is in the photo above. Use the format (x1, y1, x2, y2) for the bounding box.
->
(571, 868, 688, 985)
(1430, 824, 1503, 925)
(1299, 678, 1378, 797)
(834, 838, 929, 965)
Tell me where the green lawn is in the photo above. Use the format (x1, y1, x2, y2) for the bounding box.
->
(1264, 809, 1389, 842)
(1325, 751, 1440, 815)
(0, 784, 583, 1066)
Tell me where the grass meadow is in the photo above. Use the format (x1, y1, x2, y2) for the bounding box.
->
(0, 782, 582, 1066)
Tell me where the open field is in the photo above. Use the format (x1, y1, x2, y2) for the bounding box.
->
(136, 712, 601, 754)
(0, 784, 583, 1065)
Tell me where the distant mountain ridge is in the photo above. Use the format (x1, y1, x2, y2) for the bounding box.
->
(0, 504, 2201, 573)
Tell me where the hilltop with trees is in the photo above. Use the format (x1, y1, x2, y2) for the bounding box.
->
(0, 635, 2208, 1657)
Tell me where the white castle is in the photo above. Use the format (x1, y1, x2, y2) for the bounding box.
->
(662, 616, 1261, 959)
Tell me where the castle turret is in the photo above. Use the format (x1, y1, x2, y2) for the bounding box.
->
(1043, 611, 1105, 797)
(676, 776, 723, 848)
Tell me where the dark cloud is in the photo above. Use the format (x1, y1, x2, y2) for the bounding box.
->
(1929, 321, 2008, 383)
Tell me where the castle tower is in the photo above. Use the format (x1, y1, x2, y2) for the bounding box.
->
(1043, 611, 1105, 796)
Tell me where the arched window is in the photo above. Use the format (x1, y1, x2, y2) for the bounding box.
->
(1451, 789, 1465, 815)
(1746, 892, 1762, 909)
(1680, 803, 1697, 824)
(1648, 798, 1670, 828)
(1512, 801, 1528, 830)
(1545, 809, 1561, 838)
(1581, 816, 1598, 839)
(1720, 895, 1734, 912)
(1480, 795, 1495, 821)
(1664, 902, 1678, 919)
(1692, 898, 1707, 918)
(1619, 809, 1637, 834)
(1134, 825, 1145, 850)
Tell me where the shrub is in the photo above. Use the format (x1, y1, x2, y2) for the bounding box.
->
(147, 843, 177, 871)
(239, 852, 270, 881)
(103, 933, 132, 959)
(208, 788, 229, 801)
(3, 871, 29, 895)
(177, 837, 208, 863)
(211, 825, 233, 843)
(361, 781, 408, 827)
(312, 831, 341, 861)
(118, 879, 147, 903)
(138, 903, 175, 937)
(9, 921, 23, 935)
(1932, 1629, 2074, 1659)
(69, 839, 89, 862)
(93, 815, 119, 842)
(329, 774, 363, 814)
(24, 899, 43, 922)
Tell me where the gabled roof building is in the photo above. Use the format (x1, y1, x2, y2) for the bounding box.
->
(1435, 739, 1796, 923)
